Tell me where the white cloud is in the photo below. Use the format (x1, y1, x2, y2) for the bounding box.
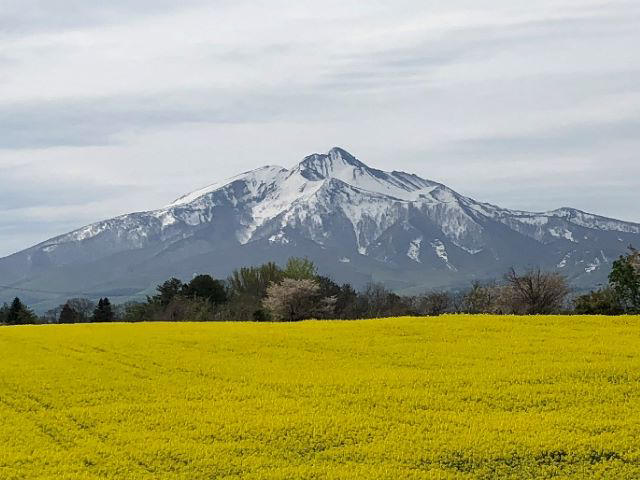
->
(0, 0, 639, 256)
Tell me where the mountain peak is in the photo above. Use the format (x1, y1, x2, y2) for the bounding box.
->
(328, 146, 361, 163)
(3, 147, 639, 311)
(295, 147, 368, 180)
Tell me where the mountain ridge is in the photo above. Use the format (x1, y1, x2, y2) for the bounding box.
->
(1, 147, 638, 311)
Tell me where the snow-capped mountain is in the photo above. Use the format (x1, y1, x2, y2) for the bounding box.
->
(1, 147, 639, 310)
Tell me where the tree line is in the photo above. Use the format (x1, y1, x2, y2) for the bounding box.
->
(0, 297, 115, 325)
(573, 246, 640, 315)
(1, 247, 639, 325)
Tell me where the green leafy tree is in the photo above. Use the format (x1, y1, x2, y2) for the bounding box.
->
(314, 276, 347, 319)
(182, 275, 227, 304)
(153, 278, 184, 307)
(228, 262, 283, 299)
(283, 257, 317, 280)
(227, 263, 284, 321)
(122, 301, 158, 322)
(574, 288, 624, 315)
(315, 275, 341, 298)
(609, 246, 640, 313)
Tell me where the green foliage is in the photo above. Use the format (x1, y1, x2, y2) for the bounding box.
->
(228, 262, 283, 299)
(92, 298, 115, 323)
(153, 278, 184, 307)
(283, 257, 317, 280)
(182, 275, 227, 304)
(5, 297, 37, 325)
(122, 301, 157, 322)
(315, 275, 341, 298)
(134, 274, 230, 321)
(609, 246, 640, 313)
(226, 262, 284, 320)
(8, 256, 623, 326)
(574, 288, 624, 315)
(251, 308, 270, 322)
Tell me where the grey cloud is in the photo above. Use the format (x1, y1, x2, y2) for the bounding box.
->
(0, 179, 131, 211)
(0, 221, 75, 257)
(467, 178, 640, 224)
(0, 0, 210, 36)
(0, 88, 346, 149)
(0, 0, 639, 255)
(0, 167, 146, 256)
(445, 117, 640, 157)
(0, 213, 104, 257)
(323, 8, 640, 90)
(0, 92, 260, 149)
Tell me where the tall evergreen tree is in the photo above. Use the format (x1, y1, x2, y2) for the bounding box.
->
(92, 298, 104, 322)
(6, 297, 37, 325)
(153, 278, 184, 307)
(92, 298, 115, 322)
(7, 297, 23, 324)
(102, 298, 114, 322)
(0, 302, 8, 324)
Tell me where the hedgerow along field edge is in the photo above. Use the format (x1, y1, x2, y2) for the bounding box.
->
(1, 315, 639, 479)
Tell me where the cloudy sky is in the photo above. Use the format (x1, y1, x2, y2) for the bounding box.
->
(1, 0, 639, 257)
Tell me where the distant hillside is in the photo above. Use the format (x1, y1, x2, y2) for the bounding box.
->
(1, 147, 638, 311)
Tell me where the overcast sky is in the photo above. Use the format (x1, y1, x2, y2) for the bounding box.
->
(1, 0, 639, 257)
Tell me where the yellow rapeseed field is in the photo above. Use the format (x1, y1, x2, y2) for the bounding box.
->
(1, 315, 639, 479)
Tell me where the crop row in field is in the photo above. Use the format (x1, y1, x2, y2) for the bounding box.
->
(1, 315, 639, 479)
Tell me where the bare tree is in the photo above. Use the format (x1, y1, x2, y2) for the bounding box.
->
(263, 278, 335, 321)
(415, 291, 452, 316)
(357, 283, 410, 318)
(66, 298, 96, 322)
(462, 282, 498, 314)
(504, 268, 570, 314)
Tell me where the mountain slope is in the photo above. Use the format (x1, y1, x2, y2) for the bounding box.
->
(1, 147, 639, 310)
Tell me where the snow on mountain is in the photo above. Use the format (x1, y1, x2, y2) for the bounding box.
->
(1, 147, 639, 309)
(407, 237, 423, 263)
(169, 165, 288, 207)
(292, 148, 441, 201)
(26, 147, 640, 258)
